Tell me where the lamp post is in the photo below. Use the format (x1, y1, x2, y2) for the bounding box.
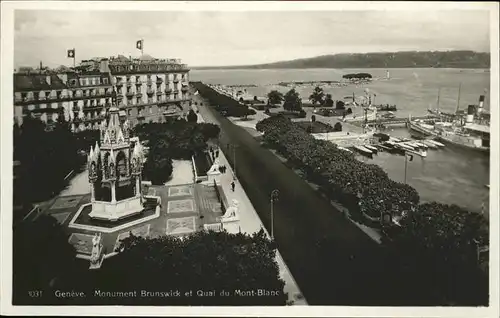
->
(404, 152, 413, 184)
(270, 189, 279, 240)
(231, 144, 238, 180)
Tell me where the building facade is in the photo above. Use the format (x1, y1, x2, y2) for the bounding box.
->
(13, 55, 191, 131)
(108, 55, 190, 126)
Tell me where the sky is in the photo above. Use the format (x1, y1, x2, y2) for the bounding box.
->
(14, 10, 491, 68)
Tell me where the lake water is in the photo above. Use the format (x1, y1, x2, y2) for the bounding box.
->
(190, 68, 491, 215)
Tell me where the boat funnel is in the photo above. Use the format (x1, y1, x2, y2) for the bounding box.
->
(478, 95, 485, 113)
(466, 105, 475, 123)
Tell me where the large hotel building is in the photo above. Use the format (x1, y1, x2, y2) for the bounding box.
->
(13, 54, 191, 131)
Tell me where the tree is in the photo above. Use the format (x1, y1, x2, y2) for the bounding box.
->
(233, 106, 256, 120)
(336, 100, 346, 110)
(267, 90, 284, 106)
(385, 203, 489, 305)
(82, 230, 287, 305)
(13, 214, 77, 304)
(142, 146, 173, 185)
(333, 122, 342, 132)
(309, 86, 325, 106)
(324, 94, 334, 107)
(187, 109, 198, 123)
(346, 107, 353, 115)
(283, 89, 303, 112)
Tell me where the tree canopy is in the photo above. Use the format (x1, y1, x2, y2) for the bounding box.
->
(66, 230, 287, 305)
(342, 73, 373, 80)
(187, 109, 198, 123)
(133, 121, 220, 183)
(14, 114, 82, 205)
(13, 214, 77, 304)
(267, 90, 284, 106)
(255, 115, 489, 305)
(283, 89, 303, 112)
(324, 94, 334, 107)
(309, 86, 325, 105)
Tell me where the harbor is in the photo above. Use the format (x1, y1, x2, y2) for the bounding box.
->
(192, 69, 490, 216)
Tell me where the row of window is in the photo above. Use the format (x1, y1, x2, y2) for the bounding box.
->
(16, 88, 113, 101)
(73, 76, 109, 87)
(112, 63, 187, 73)
(115, 73, 188, 83)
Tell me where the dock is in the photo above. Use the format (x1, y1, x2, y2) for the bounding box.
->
(349, 115, 439, 127)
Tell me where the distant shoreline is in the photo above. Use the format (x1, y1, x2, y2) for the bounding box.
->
(192, 66, 491, 71)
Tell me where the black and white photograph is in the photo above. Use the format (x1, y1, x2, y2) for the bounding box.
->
(1, 1, 498, 317)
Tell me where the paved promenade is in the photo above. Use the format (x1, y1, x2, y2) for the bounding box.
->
(193, 103, 307, 306)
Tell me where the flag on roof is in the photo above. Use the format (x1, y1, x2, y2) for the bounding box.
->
(67, 49, 75, 58)
(136, 40, 143, 50)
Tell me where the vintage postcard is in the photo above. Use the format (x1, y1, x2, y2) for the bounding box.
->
(1, 1, 498, 317)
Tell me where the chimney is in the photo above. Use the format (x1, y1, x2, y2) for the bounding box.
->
(99, 58, 110, 73)
(466, 105, 475, 124)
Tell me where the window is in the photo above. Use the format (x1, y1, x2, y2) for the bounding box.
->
(103, 78, 108, 84)
(149, 106, 152, 114)
(96, 78, 101, 85)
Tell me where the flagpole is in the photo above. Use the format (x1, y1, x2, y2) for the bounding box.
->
(73, 48, 76, 68)
(141, 39, 144, 56)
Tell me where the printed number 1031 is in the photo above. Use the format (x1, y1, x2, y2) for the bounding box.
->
(29, 291, 43, 297)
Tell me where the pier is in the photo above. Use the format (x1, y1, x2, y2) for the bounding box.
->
(349, 115, 438, 127)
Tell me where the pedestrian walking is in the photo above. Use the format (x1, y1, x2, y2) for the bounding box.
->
(231, 181, 235, 192)
(215, 150, 219, 158)
(222, 165, 226, 173)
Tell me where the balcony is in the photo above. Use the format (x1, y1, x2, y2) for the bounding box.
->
(126, 91, 135, 97)
(137, 113, 145, 119)
(156, 91, 162, 96)
(116, 81, 124, 88)
(146, 89, 154, 96)
(136, 92, 143, 98)
(38, 95, 47, 101)
(156, 78, 163, 84)
(173, 89, 179, 94)
(181, 86, 189, 92)
(146, 79, 153, 85)
(72, 105, 80, 112)
(164, 88, 172, 94)
(135, 80, 142, 86)
(173, 78, 180, 83)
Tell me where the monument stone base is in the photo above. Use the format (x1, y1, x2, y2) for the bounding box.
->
(89, 196, 143, 222)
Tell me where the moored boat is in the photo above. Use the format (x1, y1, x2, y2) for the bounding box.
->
(421, 140, 438, 149)
(353, 145, 373, 157)
(427, 139, 445, 147)
(407, 149, 427, 158)
(338, 146, 353, 153)
(364, 145, 378, 153)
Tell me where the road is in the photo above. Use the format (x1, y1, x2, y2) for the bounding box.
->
(193, 94, 389, 305)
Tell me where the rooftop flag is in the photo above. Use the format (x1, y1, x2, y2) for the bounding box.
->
(67, 49, 75, 58)
(136, 40, 143, 50)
